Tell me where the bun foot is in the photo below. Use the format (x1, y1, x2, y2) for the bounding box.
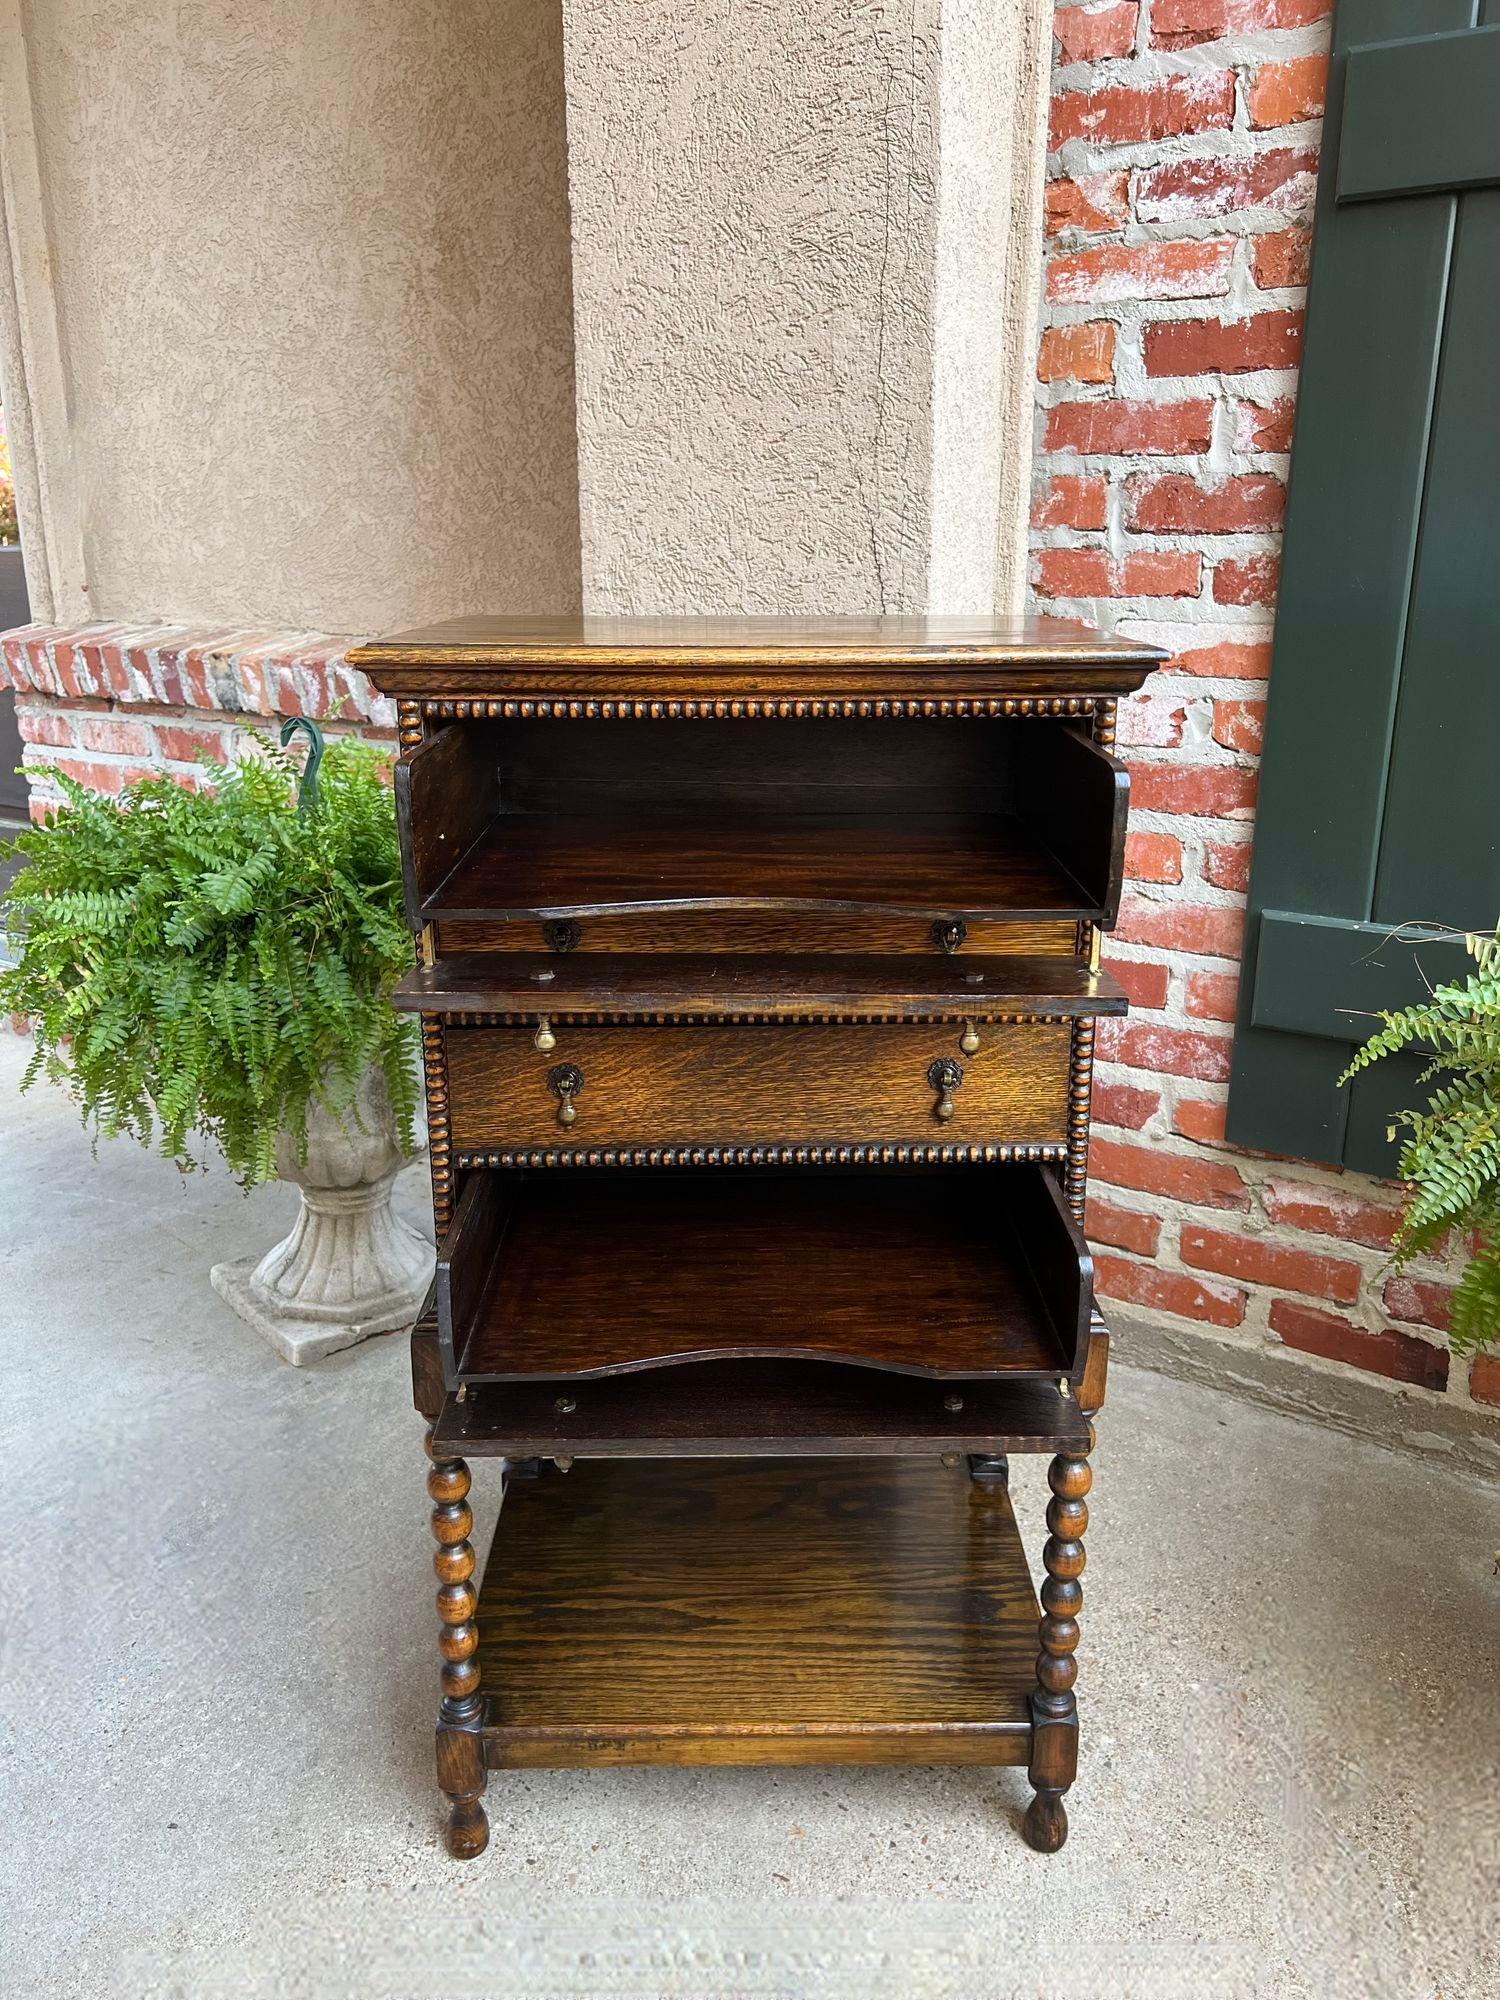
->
(445, 1799, 490, 1860)
(1022, 1787, 1069, 1853)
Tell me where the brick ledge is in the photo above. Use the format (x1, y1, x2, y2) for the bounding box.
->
(0, 621, 393, 729)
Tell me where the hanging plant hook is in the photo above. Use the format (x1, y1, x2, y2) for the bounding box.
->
(279, 716, 325, 818)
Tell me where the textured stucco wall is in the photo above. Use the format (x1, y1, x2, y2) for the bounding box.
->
(5, 0, 581, 633)
(562, 0, 939, 617)
(561, 0, 1049, 618)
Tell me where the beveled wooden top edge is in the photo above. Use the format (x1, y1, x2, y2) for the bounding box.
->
(348, 612, 1165, 669)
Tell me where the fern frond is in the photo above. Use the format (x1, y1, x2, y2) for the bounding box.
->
(0, 735, 411, 1187)
(1341, 925, 1500, 1360)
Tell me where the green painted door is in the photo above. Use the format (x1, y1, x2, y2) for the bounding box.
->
(1227, 0, 1500, 1172)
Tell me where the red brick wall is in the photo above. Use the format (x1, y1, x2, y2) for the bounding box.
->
(1033, 1, 1493, 1415)
(0, 625, 394, 812)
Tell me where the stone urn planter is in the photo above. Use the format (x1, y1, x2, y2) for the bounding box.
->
(211, 1065, 433, 1366)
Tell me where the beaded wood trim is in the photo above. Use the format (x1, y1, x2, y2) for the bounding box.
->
(1064, 1016, 1095, 1225)
(438, 1009, 1073, 1028)
(420, 1016, 456, 1233)
(396, 699, 424, 752)
(455, 1142, 1068, 1170)
(420, 696, 1107, 722)
(1074, 698, 1118, 965)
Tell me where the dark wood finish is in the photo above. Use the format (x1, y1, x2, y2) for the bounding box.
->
(1015, 724, 1130, 928)
(425, 1428, 488, 1858)
(438, 1166, 1090, 1385)
(431, 1359, 1091, 1459)
(437, 912, 1081, 956)
(396, 952, 1126, 1020)
(410, 1291, 444, 1420)
(373, 615, 1154, 1854)
(1022, 1431, 1093, 1853)
(393, 711, 1132, 933)
(488, 711, 1096, 818)
(423, 811, 1109, 925)
(474, 1457, 1038, 1768)
(443, 1020, 1073, 1153)
(1078, 1320, 1110, 1417)
(432, 1172, 513, 1384)
(350, 611, 1163, 700)
(395, 723, 497, 934)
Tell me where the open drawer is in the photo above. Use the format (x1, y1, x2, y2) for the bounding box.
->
(396, 712, 1129, 941)
(433, 1164, 1093, 1391)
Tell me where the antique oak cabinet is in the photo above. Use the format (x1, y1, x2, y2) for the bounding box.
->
(349, 615, 1162, 1859)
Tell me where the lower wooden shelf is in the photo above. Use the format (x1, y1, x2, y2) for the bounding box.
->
(473, 1457, 1038, 1770)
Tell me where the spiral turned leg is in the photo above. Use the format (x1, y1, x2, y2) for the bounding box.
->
(1022, 1428, 1092, 1854)
(426, 1427, 488, 1859)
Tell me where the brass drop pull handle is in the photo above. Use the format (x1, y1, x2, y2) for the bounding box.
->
(960, 1019, 980, 1055)
(932, 918, 968, 956)
(533, 1016, 556, 1053)
(928, 1056, 964, 1123)
(547, 1063, 583, 1127)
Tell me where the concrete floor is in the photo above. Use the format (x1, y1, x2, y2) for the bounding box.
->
(1, 1033, 1497, 2000)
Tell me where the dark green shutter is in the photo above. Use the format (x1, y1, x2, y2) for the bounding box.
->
(1227, 0, 1500, 1172)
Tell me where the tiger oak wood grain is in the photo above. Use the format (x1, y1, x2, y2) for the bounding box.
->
(352, 613, 1162, 704)
(438, 1166, 1089, 1383)
(372, 613, 1157, 1851)
(436, 913, 1081, 956)
(474, 1457, 1038, 1768)
(443, 1021, 1072, 1152)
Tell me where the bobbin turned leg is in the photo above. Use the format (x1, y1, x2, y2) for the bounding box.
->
(426, 1427, 488, 1859)
(1022, 1428, 1092, 1853)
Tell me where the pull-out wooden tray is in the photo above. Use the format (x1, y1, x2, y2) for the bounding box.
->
(473, 1457, 1039, 1771)
(432, 1357, 1090, 1459)
(435, 1164, 1091, 1390)
(395, 951, 1128, 1019)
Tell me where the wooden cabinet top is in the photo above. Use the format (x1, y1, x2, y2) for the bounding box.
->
(350, 614, 1164, 699)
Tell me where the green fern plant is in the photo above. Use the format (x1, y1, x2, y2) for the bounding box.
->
(0, 731, 418, 1186)
(1339, 927, 1500, 1358)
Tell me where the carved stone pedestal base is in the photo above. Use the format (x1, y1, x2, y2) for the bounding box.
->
(212, 1067, 433, 1366)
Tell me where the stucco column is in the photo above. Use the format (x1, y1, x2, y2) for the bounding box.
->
(560, 0, 1050, 617)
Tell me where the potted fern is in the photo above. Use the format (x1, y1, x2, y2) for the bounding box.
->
(1341, 927, 1500, 1360)
(0, 722, 431, 1364)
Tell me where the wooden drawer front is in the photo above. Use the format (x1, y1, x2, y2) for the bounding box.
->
(437, 914, 1082, 956)
(444, 1022, 1071, 1154)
